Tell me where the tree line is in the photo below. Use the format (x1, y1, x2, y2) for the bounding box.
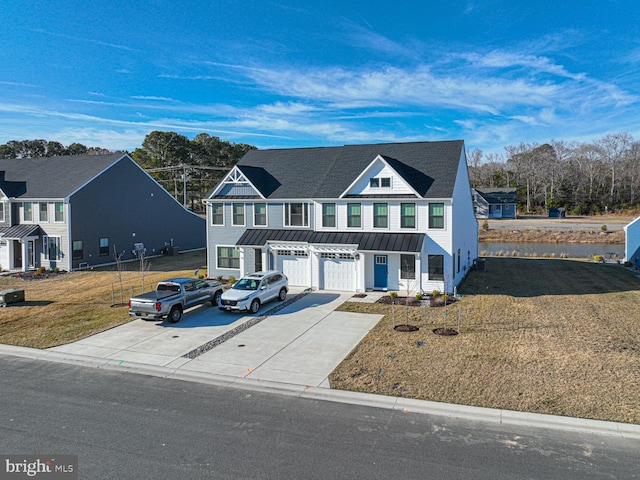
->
(0, 132, 256, 211)
(468, 132, 640, 215)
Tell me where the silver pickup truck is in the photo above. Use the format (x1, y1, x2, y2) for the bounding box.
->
(128, 278, 224, 323)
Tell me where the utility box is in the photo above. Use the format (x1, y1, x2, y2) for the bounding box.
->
(474, 258, 486, 272)
(0, 288, 25, 307)
(167, 246, 180, 256)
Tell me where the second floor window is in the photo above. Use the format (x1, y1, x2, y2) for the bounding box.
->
(347, 203, 361, 228)
(0, 202, 4, 223)
(285, 202, 308, 227)
(54, 202, 64, 222)
(429, 203, 444, 229)
(322, 203, 336, 228)
(23, 202, 33, 222)
(254, 203, 266, 226)
(211, 204, 224, 225)
(373, 203, 388, 228)
(39, 203, 48, 222)
(401, 203, 415, 228)
(232, 203, 245, 226)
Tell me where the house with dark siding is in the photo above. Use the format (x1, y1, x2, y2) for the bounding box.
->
(205, 141, 478, 294)
(0, 153, 205, 272)
(472, 187, 517, 219)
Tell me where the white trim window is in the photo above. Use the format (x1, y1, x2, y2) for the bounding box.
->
(39, 202, 48, 222)
(347, 203, 361, 228)
(373, 203, 388, 228)
(44, 236, 61, 260)
(253, 203, 267, 226)
(429, 203, 444, 229)
(401, 203, 416, 229)
(217, 246, 240, 269)
(211, 203, 224, 226)
(322, 203, 336, 228)
(54, 202, 64, 223)
(232, 203, 245, 226)
(284, 202, 309, 227)
(23, 202, 33, 222)
(0, 202, 4, 223)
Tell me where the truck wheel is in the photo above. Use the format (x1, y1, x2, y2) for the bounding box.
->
(168, 306, 182, 323)
(250, 299, 260, 314)
(278, 288, 287, 301)
(212, 290, 222, 307)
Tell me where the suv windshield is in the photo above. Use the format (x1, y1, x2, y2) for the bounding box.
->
(233, 278, 259, 290)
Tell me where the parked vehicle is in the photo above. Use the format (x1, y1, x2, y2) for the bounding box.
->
(219, 271, 288, 313)
(129, 278, 224, 323)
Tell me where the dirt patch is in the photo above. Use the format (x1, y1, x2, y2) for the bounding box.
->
(394, 324, 419, 332)
(376, 296, 424, 306)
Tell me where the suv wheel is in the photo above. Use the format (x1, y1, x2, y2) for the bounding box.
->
(250, 299, 260, 314)
(278, 288, 287, 301)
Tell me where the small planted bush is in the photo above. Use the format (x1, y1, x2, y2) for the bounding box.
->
(593, 255, 604, 263)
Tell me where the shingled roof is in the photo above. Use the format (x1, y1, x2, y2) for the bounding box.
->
(231, 141, 464, 199)
(475, 187, 517, 204)
(0, 153, 125, 199)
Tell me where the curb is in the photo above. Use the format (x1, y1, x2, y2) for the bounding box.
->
(2, 344, 639, 440)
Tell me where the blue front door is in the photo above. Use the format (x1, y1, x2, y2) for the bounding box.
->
(374, 255, 388, 289)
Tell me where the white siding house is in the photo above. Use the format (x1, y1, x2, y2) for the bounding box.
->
(205, 141, 479, 294)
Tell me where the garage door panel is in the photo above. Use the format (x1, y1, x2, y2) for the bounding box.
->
(322, 254, 355, 291)
(277, 251, 309, 286)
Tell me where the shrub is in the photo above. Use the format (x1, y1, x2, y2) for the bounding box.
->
(432, 289, 441, 297)
(601, 225, 608, 232)
(389, 291, 398, 298)
(216, 275, 223, 282)
(593, 255, 604, 263)
(227, 276, 236, 285)
(481, 220, 489, 231)
(415, 292, 423, 301)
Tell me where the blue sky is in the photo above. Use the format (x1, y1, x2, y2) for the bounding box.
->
(1, 1, 639, 155)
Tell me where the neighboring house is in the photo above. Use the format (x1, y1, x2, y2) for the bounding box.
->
(472, 187, 517, 219)
(0, 154, 206, 272)
(205, 141, 478, 294)
(624, 216, 640, 267)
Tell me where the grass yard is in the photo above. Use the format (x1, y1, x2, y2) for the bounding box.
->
(0, 251, 207, 349)
(330, 257, 640, 424)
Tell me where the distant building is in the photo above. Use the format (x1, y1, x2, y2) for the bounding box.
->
(624, 216, 640, 267)
(0, 154, 206, 272)
(472, 187, 517, 219)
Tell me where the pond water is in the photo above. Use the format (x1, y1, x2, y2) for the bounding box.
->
(479, 242, 625, 260)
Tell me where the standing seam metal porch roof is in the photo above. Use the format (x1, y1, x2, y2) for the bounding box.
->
(216, 141, 464, 200)
(236, 229, 424, 252)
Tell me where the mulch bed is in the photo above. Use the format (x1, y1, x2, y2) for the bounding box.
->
(7, 271, 67, 281)
(376, 295, 458, 307)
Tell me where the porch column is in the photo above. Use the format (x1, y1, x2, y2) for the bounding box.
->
(238, 247, 246, 278)
(20, 240, 28, 272)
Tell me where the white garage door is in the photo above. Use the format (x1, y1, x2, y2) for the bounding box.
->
(277, 250, 309, 287)
(322, 253, 355, 291)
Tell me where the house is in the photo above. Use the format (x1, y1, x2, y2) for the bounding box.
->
(205, 141, 478, 294)
(472, 187, 517, 219)
(624, 216, 640, 267)
(0, 153, 206, 272)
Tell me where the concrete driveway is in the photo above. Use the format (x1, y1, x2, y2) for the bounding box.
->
(50, 289, 382, 388)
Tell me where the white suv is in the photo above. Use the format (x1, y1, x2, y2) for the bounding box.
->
(219, 271, 288, 313)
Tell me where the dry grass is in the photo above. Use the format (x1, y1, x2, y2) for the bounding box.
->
(330, 258, 640, 424)
(0, 251, 207, 348)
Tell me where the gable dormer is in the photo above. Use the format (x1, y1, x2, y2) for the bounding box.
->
(209, 166, 264, 198)
(340, 155, 420, 198)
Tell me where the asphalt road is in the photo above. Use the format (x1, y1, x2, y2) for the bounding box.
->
(1, 355, 638, 480)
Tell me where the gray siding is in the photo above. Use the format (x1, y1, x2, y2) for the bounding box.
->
(69, 157, 206, 269)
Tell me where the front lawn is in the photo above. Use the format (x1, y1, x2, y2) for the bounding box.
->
(330, 258, 640, 424)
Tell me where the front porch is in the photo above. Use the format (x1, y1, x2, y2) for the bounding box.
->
(0, 225, 41, 272)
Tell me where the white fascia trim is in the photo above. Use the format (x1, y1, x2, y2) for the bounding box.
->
(339, 154, 421, 199)
(206, 166, 265, 200)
